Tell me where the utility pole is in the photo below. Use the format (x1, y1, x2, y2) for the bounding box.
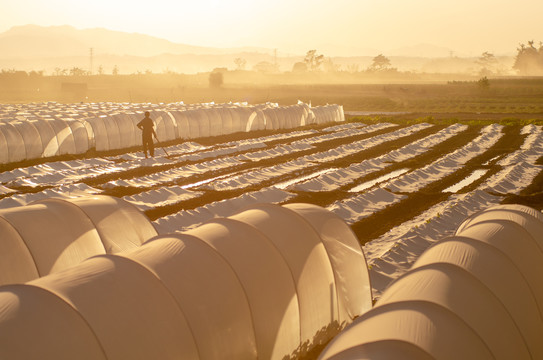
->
(89, 48, 94, 75)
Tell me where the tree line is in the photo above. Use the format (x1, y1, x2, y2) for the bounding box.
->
(2, 41, 543, 78)
(513, 41, 543, 75)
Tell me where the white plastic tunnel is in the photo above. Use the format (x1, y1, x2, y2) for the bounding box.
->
(262, 106, 281, 130)
(260, 104, 336, 130)
(0, 118, 91, 163)
(457, 220, 543, 305)
(85, 112, 148, 151)
(228, 106, 246, 133)
(413, 237, 543, 360)
(180, 108, 204, 139)
(0, 255, 199, 360)
(0, 202, 371, 360)
(311, 105, 344, 125)
(456, 203, 543, 242)
(217, 107, 234, 135)
(180, 202, 372, 359)
(27, 120, 59, 158)
(0, 121, 27, 163)
(318, 299, 495, 360)
(48, 119, 78, 155)
(9, 120, 41, 161)
(319, 204, 543, 360)
(0, 284, 109, 360)
(151, 110, 178, 142)
(168, 110, 191, 139)
(245, 108, 266, 132)
(0, 195, 157, 286)
(110, 113, 139, 149)
(0, 103, 345, 163)
(377, 263, 535, 360)
(454, 204, 543, 313)
(205, 108, 224, 136)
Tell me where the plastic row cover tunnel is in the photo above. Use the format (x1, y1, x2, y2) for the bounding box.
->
(0, 202, 371, 360)
(319, 204, 543, 360)
(0, 195, 157, 286)
(0, 103, 344, 163)
(0, 119, 89, 164)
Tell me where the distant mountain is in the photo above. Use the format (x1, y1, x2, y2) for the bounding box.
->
(0, 24, 272, 58)
(0, 24, 514, 75)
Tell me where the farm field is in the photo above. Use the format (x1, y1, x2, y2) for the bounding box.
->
(3, 74, 543, 114)
(4, 3, 543, 357)
(1, 82, 543, 300)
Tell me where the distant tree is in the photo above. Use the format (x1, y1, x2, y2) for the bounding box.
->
(29, 70, 43, 77)
(477, 51, 497, 76)
(53, 67, 68, 76)
(346, 64, 360, 73)
(477, 76, 490, 90)
(513, 40, 543, 75)
(209, 69, 224, 88)
(292, 62, 308, 73)
(0, 69, 27, 81)
(97, 65, 104, 75)
(112, 65, 119, 75)
(253, 61, 279, 73)
(234, 58, 247, 71)
(304, 50, 324, 71)
(69, 67, 87, 76)
(369, 54, 392, 71)
(322, 57, 340, 72)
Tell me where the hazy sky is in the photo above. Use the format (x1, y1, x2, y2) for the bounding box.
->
(1, 0, 542, 56)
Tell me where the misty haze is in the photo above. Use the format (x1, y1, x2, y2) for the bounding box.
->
(0, 24, 528, 75)
(1, 1, 543, 360)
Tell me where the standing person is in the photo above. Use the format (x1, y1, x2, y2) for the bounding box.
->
(137, 111, 158, 158)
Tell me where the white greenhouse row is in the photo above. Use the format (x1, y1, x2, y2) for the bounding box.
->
(0, 102, 344, 164)
(0, 200, 371, 360)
